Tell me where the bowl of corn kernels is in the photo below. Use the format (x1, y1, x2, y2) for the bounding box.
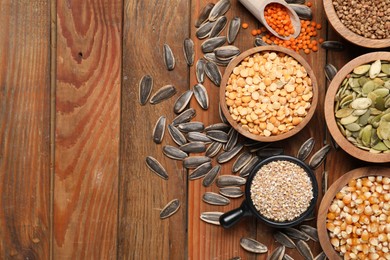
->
(219, 46, 318, 142)
(317, 167, 390, 259)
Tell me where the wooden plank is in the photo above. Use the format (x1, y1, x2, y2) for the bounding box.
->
(0, 0, 50, 259)
(54, 1, 122, 258)
(119, 0, 190, 259)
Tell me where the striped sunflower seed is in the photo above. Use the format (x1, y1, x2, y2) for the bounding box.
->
(254, 37, 268, 47)
(282, 254, 294, 260)
(205, 61, 222, 86)
(168, 124, 187, 146)
(296, 240, 314, 260)
(219, 103, 228, 123)
(282, 228, 310, 241)
(138, 74, 153, 105)
(183, 38, 194, 66)
(256, 148, 284, 158)
(163, 145, 188, 160)
(321, 40, 345, 51)
(308, 144, 331, 169)
(173, 90, 193, 114)
(240, 237, 268, 254)
(232, 151, 253, 173)
(200, 211, 223, 225)
(239, 156, 260, 177)
(267, 245, 285, 260)
(288, 4, 312, 20)
(205, 141, 223, 157)
(285, 0, 305, 3)
(313, 252, 326, 260)
(299, 225, 318, 242)
(204, 52, 231, 66)
(201, 36, 227, 53)
(172, 108, 196, 125)
(219, 186, 243, 198)
(196, 20, 216, 39)
(297, 137, 315, 161)
(214, 45, 240, 60)
(146, 156, 168, 180)
(193, 83, 209, 110)
(180, 142, 206, 153)
(206, 130, 229, 143)
(163, 44, 175, 71)
(150, 85, 177, 104)
(196, 58, 206, 83)
(322, 170, 328, 194)
(325, 63, 338, 82)
(177, 121, 204, 132)
(217, 143, 243, 163)
(202, 164, 222, 187)
(209, 16, 227, 38)
(224, 128, 238, 151)
(160, 199, 180, 219)
(187, 132, 212, 143)
(227, 16, 240, 44)
(205, 122, 231, 132)
(216, 175, 246, 187)
(195, 3, 214, 28)
(248, 142, 270, 152)
(152, 116, 166, 144)
(208, 0, 231, 22)
(202, 192, 230, 206)
(189, 162, 213, 180)
(273, 231, 296, 249)
(183, 156, 211, 169)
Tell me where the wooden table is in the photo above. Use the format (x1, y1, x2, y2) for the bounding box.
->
(0, 0, 388, 259)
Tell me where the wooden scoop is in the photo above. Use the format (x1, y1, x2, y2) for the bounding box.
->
(238, 0, 301, 40)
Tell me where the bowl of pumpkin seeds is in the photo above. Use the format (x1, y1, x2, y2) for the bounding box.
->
(325, 52, 390, 163)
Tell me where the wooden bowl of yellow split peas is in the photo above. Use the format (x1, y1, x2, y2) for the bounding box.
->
(219, 46, 318, 142)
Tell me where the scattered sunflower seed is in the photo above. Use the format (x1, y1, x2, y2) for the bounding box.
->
(324, 63, 338, 82)
(160, 199, 180, 219)
(180, 142, 206, 153)
(321, 40, 345, 51)
(240, 237, 268, 254)
(138, 75, 153, 105)
(201, 36, 227, 53)
(267, 245, 285, 260)
(205, 61, 222, 86)
(203, 164, 222, 187)
(208, 0, 231, 22)
(227, 16, 241, 44)
(239, 156, 260, 177)
(202, 192, 230, 206)
(205, 122, 231, 132)
(152, 116, 166, 144)
(313, 251, 326, 260)
(273, 231, 296, 249)
(299, 225, 319, 242)
(214, 45, 240, 60)
(168, 124, 187, 146)
(187, 132, 212, 143)
(163, 44, 175, 71)
(177, 121, 204, 132)
(204, 52, 231, 66)
(150, 85, 177, 104)
(256, 148, 284, 158)
(296, 240, 314, 260)
(219, 186, 244, 198)
(232, 151, 253, 173)
(296, 137, 315, 161)
(285, 0, 305, 3)
(205, 141, 223, 157)
(217, 143, 244, 163)
(282, 254, 295, 260)
(207, 130, 229, 143)
(172, 108, 196, 125)
(146, 156, 168, 180)
(183, 156, 211, 169)
(196, 20, 216, 39)
(282, 228, 310, 241)
(195, 3, 214, 28)
(163, 145, 188, 160)
(189, 162, 213, 180)
(308, 144, 331, 169)
(216, 175, 246, 187)
(254, 37, 269, 47)
(288, 4, 312, 20)
(322, 170, 328, 194)
(193, 83, 209, 110)
(200, 211, 223, 225)
(173, 90, 193, 114)
(248, 142, 270, 152)
(209, 16, 228, 38)
(196, 58, 206, 83)
(183, 38, 194, 66)
(219, 103, 229, 123)
(224, 128, 239, 151)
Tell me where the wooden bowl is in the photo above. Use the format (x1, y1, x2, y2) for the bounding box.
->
(219, 46, 318, 142)
(317, 167, 390, 259)
(324, 52, 390, 163)
(323, 0, 390, 48)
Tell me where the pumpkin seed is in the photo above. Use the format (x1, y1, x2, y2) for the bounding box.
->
(273, 231, 296, 249)
(369, 60, 382, 79)
(219, 186, 244, 198)
(150, 85, 177, 104)
(353, 64, 370, 75)
(227, 16, 241, 44)
(209, 16, 227, 38)
(381, 63, 390, 74)
(146, 156, 168, 180)
(163, 145, 188, 160)
(189, 162, 213, 180)
(153, 116, 166, 144)
(173, 90, 193, 114)
(208, 0, 231, 22)
(203, 164, 222, 187)
(138, 75, 153, 105)
(340, 114, 359, 125)
(335, 107, 354, 118)
(205, 141, 223, 157)
(202, 192, 230, 206)
(267, 245, 285, 260)
(216, 175, 246, 187)
(195, 3, 214, 28)
(345, 123, 361, 132)
(200, 212, 223, 225)
(160, 199, 180, 219)
(163, 44, 175, 71)
(240, 237, 268, 254)
(350, 97, 372, 110)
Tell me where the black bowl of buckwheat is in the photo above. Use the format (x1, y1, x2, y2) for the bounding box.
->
(220, 155, 318, 228)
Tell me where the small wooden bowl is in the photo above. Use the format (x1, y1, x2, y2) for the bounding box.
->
(317, 167, 390, 259)
(324, 52, 390, 163)
(219, 46, 318, 142)
(323, 0, 390, 48)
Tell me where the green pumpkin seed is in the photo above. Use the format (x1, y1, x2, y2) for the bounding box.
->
(382, 63, 390, 74)
(369, 60, 382, 79)
(352, 109, 368, 116)
(353, 64, 370, 75)
(340, 115, 359, 125)
(372, 142, 388, 151)
(360, 125, 372, 147)
(345, 123, 361, 132)
(351, 98, 372, 110)
(335, 107, 354, 118)
(362, 80, 376, 95)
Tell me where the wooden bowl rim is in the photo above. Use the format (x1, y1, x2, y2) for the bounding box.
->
(324, 52, 390, 163)
(219, 46, 318, 142)
(317, 167, 390, 259)
(323, 0, 390, 48)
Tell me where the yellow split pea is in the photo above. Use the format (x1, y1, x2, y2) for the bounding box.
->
(225, 51, 313, 136)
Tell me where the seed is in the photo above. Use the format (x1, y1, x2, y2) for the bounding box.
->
(189, 162, 213, 180)
(239, 237, 268, 254)
(325, 63, 338, 82)
(180, 142, 206, 153)
(256, 148, 284, 158)
(214, 45, 240, 60)
(296, 240, 314, 260)
(273, 231, 296, 249)
(227, 16, 241, 44)
(219, 103, 229, 124)
(209, 16, 228, 38)
(217, 143, 244, 163)
(322, 170, 328, 194)
(208, 0, 231, 22)
(163, 145, 188, 160)
(173, 90, 193, 114)
(202, 192, 230, 206)
(283, 228, 310, 241)
(205, 61, 222, 86)
(308, 144, 331, 169)
(248, 142, 271, 152)
(196, 58, 206, 83)
(313, 252, 326, 260)
(205, 122, 231, 132)
(138, 74, 153, 105)
(296, 137, 315, 161)
(183, 156, 211, 169)
(219, 186, 244, 198)
(206, 130, 229, 143)
(187, 132, 212, 143)
(282, 254, 294, 260)
(167, 124, 187, 146)
(205, 141, 223, 157)
(200, 211, 223, 225)
(183, 38, 194, 66)
(172, 108, 196, 125)
(193, 83, 209, 110)
(195, 3, 214, 28)
(203, 164, 222, 187)
(177, 122, 204, 132)
(201, 36, 227, 53)
(232, 151, 253, 173)
(150, 85, 177, 104)
(163, 44, 175, 71)
(224, 128, 239, 151)
(145, 156, 168, 180)
(299, 225, 319, 241)
(254, 37, 268, 47)
(160, 199, 180, 219)
(239, 156, 260, 177)
(216, 175, 246, 187)
(152, 116, 166, 144)
(204, 52, 231, 66)
(267, 245, 285, 260)
(285, 0, 305, 3)
(288, 4, 312, 20)
(369, 60, 382, 79)
(196, 20, 216, 39)
(321, 41, 344, 51)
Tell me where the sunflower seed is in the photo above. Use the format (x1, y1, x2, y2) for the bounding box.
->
(313, 252, 326, 260)
(239, 156, 260, 177)
(254, 37, 268, 47)
(203, 192, 230, 206)
(153, 116, 166, 144)
(219, 103, 229, 123)
(232, 152, 253, 173)
(299, 225, 318, 242)
(183, 38, 195, 66)
(267, 245, 285, 260)
(325, 63, 338, 82)
(288, 4, 312, 20)
(209, 16, 227, 38)
(230, 257, 241, 260)
(201, 36, 227, 53)
(195, 3, 214, 28)
(219, 186, 244, 198)
(204, 52, 231, 66)
(173, 90, 193, 114)
(248, 142, 270, 152)
(200, 211, 223, 225)
(146, 156, 168, 180)
(256, 148, 284, 158)
(189, 162, 213, 180)
(297, 137, 315, 161)
(209, 0, 231, 21)
(285, 0, 305, 3)
(308, 144, 331, 169)
(205, 122, 231, 132)
(187, 132, 212, 143)
(160, 199, 180, 219)
(216, 175, 246, 187)
(214, 45, 240, 60)
(196, 20, 216, 39)
(203, 164, 222, 187)
(195, 60, 206, 85)
(322, 170, 328, 194)
(205, 61, 222, 86)
(172, 108, 196, 125)
(180, 142, 206, 153)
(163, 145, 188, 160)
(177, 121, 204, 132)
(168, 124, 187, 146)
(206, 130, 229, 143)
(224, 128, 238, 151)
(205, 141, 223, 157)
(138, 75, 153, 105)
(150, 85, 177, 104)
(273, 231, 296, 249)
(240, 237, 268, 254)
(282, 228, 310, 241)
(193, 83, 209, 110)
(183, 156, 211, 169)
(227, 16, 241, 44)
(217, 143, 244, 163)
(163, 44, 175, 71)
(296, 240, 314, 260)
(321, 41, 345, 51)
(282, 254, 295, 260)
